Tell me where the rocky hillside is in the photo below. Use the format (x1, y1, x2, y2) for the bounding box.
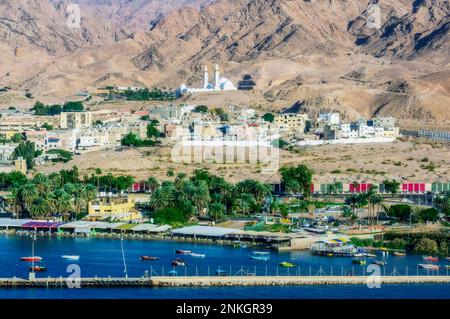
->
(0, 0, 449, 123)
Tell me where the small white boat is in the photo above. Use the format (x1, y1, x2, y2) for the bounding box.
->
(418, 264, 440, 270)
(61, 255, 80, 261)
(253, 251, 270, 255)
(189, 253, 206, 258)
(364, 253, 377, 258)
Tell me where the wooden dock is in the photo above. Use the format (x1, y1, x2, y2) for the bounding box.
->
(1, 275, 449, 288)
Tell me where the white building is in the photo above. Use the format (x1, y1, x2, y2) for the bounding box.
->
(177, 64, 237, 95)
(318, 113, 340, 125)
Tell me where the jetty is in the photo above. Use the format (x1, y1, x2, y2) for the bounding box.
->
(1, 275, 449, 288)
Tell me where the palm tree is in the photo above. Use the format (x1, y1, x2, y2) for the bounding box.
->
(146, 176, 160, 193)
(82, 184, 98, 216)
(32, 173, 49, 196)
(55, 190, 73, 221)
(20, 183, 38, 213)
(192, 181, 210, 216)
(342, 206, 357, 225)
(174, 173, 187, 188)
(209, 202, 226, 222)
(29, 197, 55, 219)
(149, 187, 175, 211)
(7, 187, 22, 219)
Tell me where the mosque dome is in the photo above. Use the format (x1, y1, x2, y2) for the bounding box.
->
(219, 77, 235, 90)
(179, 84, 187, 92)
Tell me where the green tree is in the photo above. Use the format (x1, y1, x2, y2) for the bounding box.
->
(382, 179, 401, 196)
(146, 120, 160, 139)
(279, 165, 313, 197)
(262, 113, 275, 122)
(149, 186, 175, 211)
(82, 184, 98, 215)
(13, 141, 36, 169)
(209, 202, 226, 221)
(63, 101, 84, 112)
(146, 176, 160, 192)
(414, 238, 439, 255)
(435, 191, 450, 216)
(192, 181, 210, 216)
(194, 105, 208, 113)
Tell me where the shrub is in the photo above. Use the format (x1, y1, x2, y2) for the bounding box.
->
(414, 238, 439, 255)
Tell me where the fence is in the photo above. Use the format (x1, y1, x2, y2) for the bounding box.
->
(146, 264, 450, 278)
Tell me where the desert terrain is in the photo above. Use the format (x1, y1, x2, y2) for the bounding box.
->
(37, 137, 450, 184)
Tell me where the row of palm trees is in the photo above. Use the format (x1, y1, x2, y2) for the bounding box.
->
(148, 170, 272, 222)
(7, 173, 97, 220)
(344, 186, 384, 225)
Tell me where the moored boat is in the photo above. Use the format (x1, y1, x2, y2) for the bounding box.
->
(189, 253, 206, 258)
(279, 261, 295, 267)
(61, 255, 80, 261)
(446, 257, 450, 262)
(393, 251, 406, 257)
(418, 264, 440, 270)
(21, 256, 42, 262)
(175, 249, 192, 255)
(249, 255, 270, 261)
(140, 256, 160, 261)
(422, 256, 439, 262)
(364, 253, 377, 258)
(29, 266, 46, 272)
(352, 258, 366, 265)
(444, 265, 450, 270)
(171, 258, 186, 266)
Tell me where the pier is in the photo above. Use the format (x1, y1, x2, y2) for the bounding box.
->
(1, 275, 449, 288)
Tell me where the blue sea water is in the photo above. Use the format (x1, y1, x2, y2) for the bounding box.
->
(0, 235, 449, 299)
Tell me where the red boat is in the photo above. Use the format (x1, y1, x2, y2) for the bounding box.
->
(175, 249, 192, 255)
(140, 256, 160, 261)
(21, 256, 42, 262)
(29, 266, 47, 272)
(422, 256, 439, 262)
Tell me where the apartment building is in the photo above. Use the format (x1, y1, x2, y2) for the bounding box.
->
(60, 111, 92, 129)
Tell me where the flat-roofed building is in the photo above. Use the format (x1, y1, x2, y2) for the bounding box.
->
(60, 111, 92, 129)
(0, 143, 18, 164)
(87, 196, 141, 221)
(275, 113, 308, 139)
(15, 157, 27, 174)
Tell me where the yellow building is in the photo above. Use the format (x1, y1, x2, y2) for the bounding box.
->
(15, 157, 27, 175)
(87, 196, 142, 221)
(274, 113, 308, 139)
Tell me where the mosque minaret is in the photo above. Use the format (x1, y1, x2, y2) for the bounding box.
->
(177, 63, 237, 95)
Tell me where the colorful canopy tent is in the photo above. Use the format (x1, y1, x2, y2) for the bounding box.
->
(21, 221, 65, 229)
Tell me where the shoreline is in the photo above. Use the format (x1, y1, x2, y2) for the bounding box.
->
(1, 275, 449, 289)
(0, 230, 270, 249)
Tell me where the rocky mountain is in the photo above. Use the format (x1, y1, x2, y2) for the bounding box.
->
(0, 0, 449, 123)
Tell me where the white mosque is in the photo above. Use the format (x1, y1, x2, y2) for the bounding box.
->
(177, 64, 236, 95)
